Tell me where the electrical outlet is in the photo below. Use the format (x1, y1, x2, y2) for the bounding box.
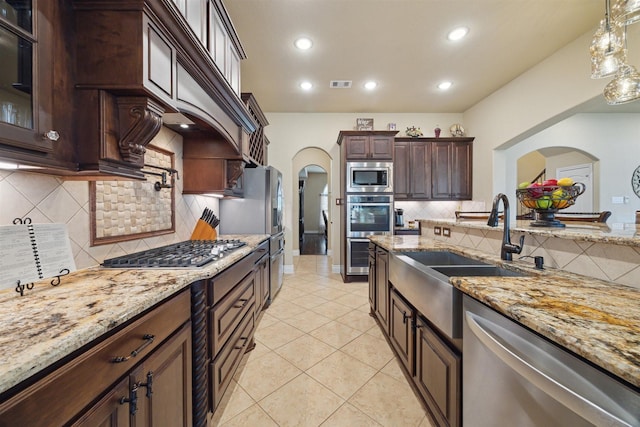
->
(442, 227, 451, 237)
(434, 226, 441, 235)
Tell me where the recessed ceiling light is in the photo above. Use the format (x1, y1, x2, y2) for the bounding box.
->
(294, 37, 313, 50)
(447, 27, 469, 41)
(300, 81, 313, 90)
(364, 81, 377, 90)
(438, 81, 453, 90)
(179, 123, 189, 129)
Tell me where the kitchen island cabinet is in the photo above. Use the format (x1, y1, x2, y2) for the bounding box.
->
(374, 245, 390, 333)
(368, 233, 640, 390)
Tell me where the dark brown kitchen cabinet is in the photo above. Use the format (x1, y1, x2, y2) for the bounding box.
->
(75, 322, 193, 427)
(394, 139, 431, 200)
(368, 242, 377, 311)
(242, 93, 269, 166)
(71, 375, 132, 426)
(415, 315, 461, 427)
(71, 0, 255, 179)
(0, 0, 76, 171)
(375, 246, 390, 333)
(339, 131, 396, 161)
(0, 289, 192, 427)
(191, 246, 264, 426)
(254, 240, 270, 312)
(389, 288, 415, 373)
(431, 139, 473, 200)
(182, 136, 245, 197)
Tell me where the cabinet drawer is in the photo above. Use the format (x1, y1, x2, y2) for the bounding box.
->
(0, 289, 190, 427)
(210, 309, 255, 410)
(209, 253, 255, 306)
(209, 272, 256, 357)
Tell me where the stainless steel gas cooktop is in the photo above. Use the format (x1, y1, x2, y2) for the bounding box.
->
(101, 239, 246, 268)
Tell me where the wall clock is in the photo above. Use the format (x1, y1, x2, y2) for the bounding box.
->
(633, 166, 640, 198)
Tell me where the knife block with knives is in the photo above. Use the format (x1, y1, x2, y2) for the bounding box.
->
(190, 207, 220, 240)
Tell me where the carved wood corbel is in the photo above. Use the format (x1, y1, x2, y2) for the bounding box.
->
(117, 97, 165, 167)
(226, 160, 245, 188)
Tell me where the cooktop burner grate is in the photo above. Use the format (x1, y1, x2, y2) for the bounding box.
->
(101, 239, 247, 268)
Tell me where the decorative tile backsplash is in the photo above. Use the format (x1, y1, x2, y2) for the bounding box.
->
(394, 200, 487, 223)
(0, 127, 218, 270)
(421, 221, 640, 289)
(93, 146, 174, 241)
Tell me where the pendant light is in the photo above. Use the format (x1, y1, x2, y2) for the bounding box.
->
(591, 0, 626, 78)
(604, 63, 640, 103)
(613, 0, 640, 26)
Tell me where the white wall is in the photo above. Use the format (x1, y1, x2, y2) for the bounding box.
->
(464, 25, 640, 214)
(504, 114, 640, 224)
(303, 172, 327, 234)
(265, 113, 463, 271)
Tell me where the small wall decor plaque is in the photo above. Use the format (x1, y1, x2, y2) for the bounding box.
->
(387, 123, 397, 131)
(356, 118, 374, 130)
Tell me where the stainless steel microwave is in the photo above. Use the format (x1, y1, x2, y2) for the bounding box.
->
(346, 162, 393, 193)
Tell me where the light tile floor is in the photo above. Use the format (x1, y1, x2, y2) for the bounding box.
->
(212, 255, 433, 427)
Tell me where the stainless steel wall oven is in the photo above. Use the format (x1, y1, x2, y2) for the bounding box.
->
(345, 194, 393, 274)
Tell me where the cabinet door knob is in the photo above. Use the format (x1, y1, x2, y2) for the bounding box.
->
(44, 130, 60, 141)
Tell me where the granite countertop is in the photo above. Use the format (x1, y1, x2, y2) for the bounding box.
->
(0, 234, 269, 396)
(418, 218, 640, 247)
(369, 234, 640, 389)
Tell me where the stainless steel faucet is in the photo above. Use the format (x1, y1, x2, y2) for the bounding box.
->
(487, 193, 524, 261)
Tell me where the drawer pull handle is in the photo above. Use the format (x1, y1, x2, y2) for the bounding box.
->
(120, 383, 139, 415)
(234, 298, 250, 308)
(112, 334, 155, 363)
(234, 336, 249, 350)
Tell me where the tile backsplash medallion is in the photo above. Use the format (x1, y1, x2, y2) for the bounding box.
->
(0, 127, 218, 270)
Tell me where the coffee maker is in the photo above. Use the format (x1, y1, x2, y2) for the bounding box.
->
(394, 208, 404, 227)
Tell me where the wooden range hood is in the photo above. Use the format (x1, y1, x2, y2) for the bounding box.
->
(71, 0, 257, 180)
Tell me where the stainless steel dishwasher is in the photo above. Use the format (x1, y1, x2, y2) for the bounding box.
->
(462, 295, 640, 426)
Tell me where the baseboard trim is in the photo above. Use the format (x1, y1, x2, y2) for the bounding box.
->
(284, 264, 294, 274)
(292, 249, 300, 256)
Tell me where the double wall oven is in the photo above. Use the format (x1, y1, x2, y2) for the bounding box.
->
(345, 161, 394, 275)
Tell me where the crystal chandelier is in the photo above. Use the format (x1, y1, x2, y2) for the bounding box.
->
(592, 0, 640, 104)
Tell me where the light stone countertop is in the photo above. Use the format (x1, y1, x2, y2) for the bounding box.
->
(0, 234, 269, 396)
(419, 218, 640, 247)
(369, 234, 640, 389)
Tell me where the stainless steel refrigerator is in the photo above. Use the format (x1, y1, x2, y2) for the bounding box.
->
(220, 166, 284, 303)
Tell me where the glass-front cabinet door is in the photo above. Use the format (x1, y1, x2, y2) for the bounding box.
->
(0, 0, 55, 153)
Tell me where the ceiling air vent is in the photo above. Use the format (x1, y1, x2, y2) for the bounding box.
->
(329, 80, 352, 89)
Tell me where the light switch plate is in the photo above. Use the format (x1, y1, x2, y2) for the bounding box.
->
(443, 227, 451, 237)
(434, 226, 441, 235)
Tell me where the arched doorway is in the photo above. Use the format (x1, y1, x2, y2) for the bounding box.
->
(291, 147, 333, 259)
(298, 165, 328, 255)
(515, 147, 599, 218)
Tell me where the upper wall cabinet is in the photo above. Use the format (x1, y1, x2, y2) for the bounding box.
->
(430, 138, 473, 200)
(394, 137, 473, 201)
(71, 0, 256, 179)
(241, 93, 268, 166)
(0, 1, 76, 172)
(339, 131, 397, 161)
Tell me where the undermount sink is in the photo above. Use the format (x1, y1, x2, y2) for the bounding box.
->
(430, 265, 528, 277)
(403, 251, 490, 266)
